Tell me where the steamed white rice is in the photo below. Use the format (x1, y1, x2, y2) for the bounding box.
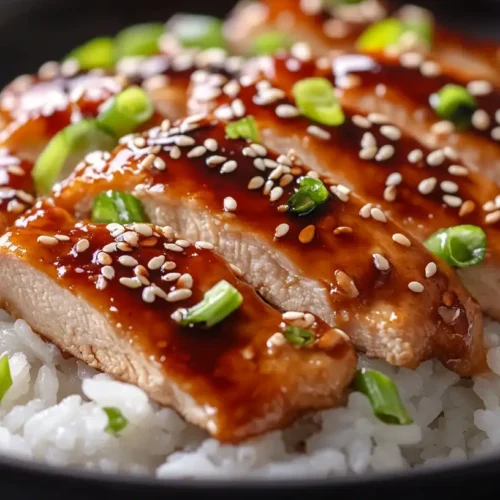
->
(1, 308, 500, 479)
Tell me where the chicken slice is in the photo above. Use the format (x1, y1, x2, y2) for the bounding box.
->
(55, 117, 484, 375)
(225, 0, 500, 86)
(0, 202, 356, 442)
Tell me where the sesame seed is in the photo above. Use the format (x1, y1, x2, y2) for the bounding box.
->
(425, 262, 437, 278)
(167, 289, 193, 302)
(174, 135, 196, 147)
(267, 332, 287, 349)
(269, 166, 284, 180)
(443, 146, 458, 160)
(187, 146, 207, 159)
(117, 242, 132, 252)
(123, 231, 139, 247)
(223, 80, 240, 98)
(253, 158, 266, 171)
(101, 266, 115, 280)
(485, 210, 500, 225)
(163, 272, 181, 282)
(359, 146, 378, 160)
(333, 226, 353, 235)
(370, 207, 387, 223)
(220, 160, 237, 173)
(472, 109, 491, 130)
(142, 287, 156, 303)
(443, 195, 463, 208)
(7, 166, 26, 176)
(133, 137, 146, 148)
(153, 157, 166, 171)
(177, 273, 194, 289)
(107, 223, 125, 237)
(380, 125, 401, 141)
(161, 226, 175, 241)
(483, 200, 496, 212)
(275, 223, 290, 238)
(408, 281, 424, 293)
(307, 125, 331, 141)
(119, 277, 142, 289)
(118, 255, 139, 267)
(229, 263, 244, 276)
(248, 176, 265, 190)
(97, 252, 112, 265)
(170, 146, 181, 159)
(204, 138, 218, 152)
(195, 241, 215, 250)
(164, 243, 184, 253)
(242, 147, 257, 158)
(418, 177, 437, 195)
(275, 104, 300, 118)
(162, 261, 177, 272)
(467, 80, 493, 96)
(148, 255, 165, 270)
(160, 119, 171, 132)
(330, 184, 350, 203)
(384, 185, 397, 202)
(224, 196, 237, 212)
(55, 234, 70, 242)
(75, 239, 90, 253)
(37, 235, 58, 246)
(176, 240, 191, 248)
(16, 190, 34, 204)
(386, 172, 402, 186)
(352, 115, 372, 129)
(448, 165, 468, 176)
(283, 311, 305, 321)
(373, 253, 390, 271)
(368, 113, 389, 125)
(375, 144, 395, 162)
(270, 186, 284, 202)
(420, 60, 441, 77)
(335, 270, 359, 298)
(139, 154, 156, 170)
(400, 51, 423, 67)
(206, 155, 227, 167)
(361, 132, 377, 148)
(440, 180, 459, 194)
(231, 99, 246, 117)
(427, 149, 445, 166)
(393, 233, 411, 247)
(408, 149, 423, 163)
(431, 120, 455, 135)
(299, 225, 315, 244)
(492, 127, 500, 141)
(459, 200, 475, 217)
(250, 144, 267, 157)
(359, 203, 373, 218)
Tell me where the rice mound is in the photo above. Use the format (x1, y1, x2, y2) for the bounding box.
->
(1, 308, 500, 479)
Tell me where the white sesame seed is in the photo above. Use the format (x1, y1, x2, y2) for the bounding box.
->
(276, 104, 300, 118)
(250, 144, 267, 157)
(101, 266, 115, 280)
(118, 255, 139, 267)
(221, 160, 237, 174)
(187, 146, 207, 158)
(359, 146, 378, 160)
(122, 231, 139, 247)
(170, 146, 181, 159)
(303, 313, 315, 327)
(467, 80, 493, 96)
(440, 180, 459, 194)
(431, 120, 455, 135)
(408, 149, 423, 164)
(443, 146, 458, 161)
(242, 147, 257, 158)
(107, 223, 125, 237)
(119, 277, 142, 289)
(223, 196, 237, 212)
(177, 273, 194, 289)
(375, 144, 395, 162)
(370, 207, 387, 223)
(37, 235, 58, 246)
(420, 60, 441, 77)
(275, 223, 290, 238)
(253, 158, 266, 171)
(485, 210, 500, 225)
(400, 51, 423, 68)
(307, 125, 331, 141)
(448, 165, 468, 176)
(97, 252, 112, 265)
(164, 243, 184, 253)
(368, 113, 389, 124)
(231, 99, 246, 117)
(267, 332, 287, 349)
(132, 223, 153, 237)
(386, 172, 402, 186)
(162, 261, 177, 271)
(163, 272, 181, 283)
(359, 203, 373, 219)
(361, 132, 377, 148)
(393, 233, 412, 247)
(55, 234, 70, 242)
(16, 190, 34, 204)
(330, 184, 351, 203)
(270, 186, 284, 202)
(148, 255, 165, 270)
(352, 115, 372, 129)
(223, 80, 240, 98)
(248, 176, 265, 190)
(153, 157, 166, 171)
(75, 239, 90, 253)
(492, 127, 500, 141)
(195, 241, 215, 250)
(472, 109, 491, 130)
(408, 281, 424, 293)
(380, 125, 402, 141)
(443, 195, 463, 208)
(174, 135, 196, 147)
(373, 253, 390, 271)
(142, 286, 156, 303)
(425, 262, 437, 278)
(139, 154, 156, 170)
(167, 289, 193, 302)
(171, 309, 184, 323)
(133, 137, 146, 148)
(427, 149, 445, 166)
(484, 200, 496, 212)
(384, 185, 397, 202)
(204, 138, 218, 152)
(418, 177, 437, 195)
(175, 240, 191, 248)
(206, 155, 227, 167)
(283, 311, 305, 321)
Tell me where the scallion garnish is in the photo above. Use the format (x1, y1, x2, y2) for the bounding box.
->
(430, 84, 477, 129)
(97, 86, 154, 139)
(225, 116, 261, 142)
(424, 225, 486, 268)
(288, 177, 329, 215)
(181, 280, 243, 328)
(251, 31, 291, 55)
(114, 23, 165, 60)
(32, 120, 115, 195)
(0, 355, 12, 403)
(66, 37, 115, 70)
(92, 191, 147, 224)
(104, 407, 128, 434)
(284, 326, 315, 346)
(292, 77, 345, 127)
(167, 14, 226, 50)
(354, 368, 413, 425)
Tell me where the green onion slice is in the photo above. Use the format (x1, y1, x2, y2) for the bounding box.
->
(0, 355, 12, 403)
(288, 177, 329, 215)
(181, 280, 243, 328)
(114, 23, 165, 60)
(225, 116, 261, 142)
(167, 14, 226, 50)
(97, 86, 154, 139)
(430, 84, 477, 129)
(92, 191, 147, 224)
(292, 77, 345, 127)
(66, 37, 115, 70)
(104, 407, 128, 434)
(251, 31, 291, 55)
(424, 225, 486, 268)
(354, 368, 413, 425)
(284, 326, 315, 346)
(33, 120, 115, 195)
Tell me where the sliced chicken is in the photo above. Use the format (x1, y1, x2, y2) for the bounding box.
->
(54, 117, 484, 375)
(0, 202, 356, 442)
(188, 64, 500, 321)
(225, 0, 500, 86)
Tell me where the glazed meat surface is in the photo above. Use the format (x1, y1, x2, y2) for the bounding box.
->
(0, 203, 356, 442)
(54, 117, 484, 375)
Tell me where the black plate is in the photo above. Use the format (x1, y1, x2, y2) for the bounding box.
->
(1, 0, 500, 498)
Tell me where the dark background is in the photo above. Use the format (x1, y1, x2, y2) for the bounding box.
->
(0, 0, 500, 86)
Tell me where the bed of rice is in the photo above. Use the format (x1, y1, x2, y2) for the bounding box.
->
(2, 309, 500, 479)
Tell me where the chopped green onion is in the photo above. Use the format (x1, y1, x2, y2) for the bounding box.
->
(354, 368, 413, 425)
(66, 37, 115, 70)
(92, 191, 147, 224)
(181, 280, 243, 328)
(114, 23, 165, 60)
(32, 120, 115, 195)
(284, 326, 315, 346)
(104, 407, 128, 434)
(0, 355, 12, 402)
(430, 84, 477, 129)
(167, 14, 226, 50)
(251, 31, 291, 55)
(288, 177, 329, 215)
(97, 86, 154, 139)
(292, 77, 345, 127)
(225, 116, 261, 142)
(424, 225, 486, 268)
